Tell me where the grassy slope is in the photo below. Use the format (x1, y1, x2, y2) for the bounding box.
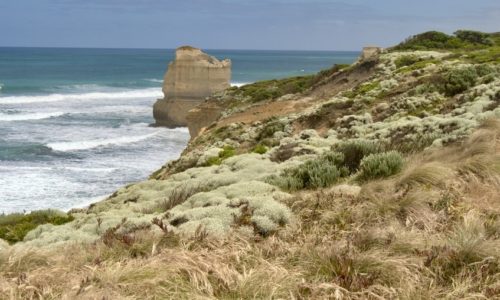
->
(1, 30, 500, 299)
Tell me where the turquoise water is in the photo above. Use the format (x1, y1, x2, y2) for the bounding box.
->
(0, 47, 359, 213)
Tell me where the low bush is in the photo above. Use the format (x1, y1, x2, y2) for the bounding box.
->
(465, 47, 500, 64)
(344, 81, 381, 98)
(334, 139, 383, 172)
(0, 210, 74, 244)
(204, 145, 236, 166)
(393, 31, 463, 51)
(392, 30, 497, 51)
(258, 120, 285, 140)
(454, 30, 494, 46)
(238, 75, 314, 103)
(441, 66, 478, 96)
(396, 59, 440, 74)
(358, 151, 404, 180)
(395, 55, 421, 68)
(267, 152, 348, 191)
(252, 144, 268, 154)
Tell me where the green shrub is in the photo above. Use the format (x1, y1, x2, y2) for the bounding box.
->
(335, 140, 382, 172)
(0, 210, 74, 244)
(392, 30, 497, 51)
(441, 67, 478, 96)
(344, 81, 381, 99)
(267, 152, 347, 191)
(396, 59, 440, 74)
(219, 145, 236, 160)
(204, 145, 236, 166)
(252, 144, 268, 154)
(258, 120, 286, 140)
(271, 161, 341, 191)
(358, 82, 380, 94)
(475, 64, 496, 77)
(464, 47, 500, 64)
(359, 151, 404, 180)
(454, 30, 494, 46)
(393, 31, 461, 51)
(205, 156, 223, 166)
(395, 55, 421, 68)
(238, 75, 315, 103)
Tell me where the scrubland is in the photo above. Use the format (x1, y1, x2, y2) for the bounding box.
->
(1, 30, 500, 299)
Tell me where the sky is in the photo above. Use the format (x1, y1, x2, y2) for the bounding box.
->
(0, 0, 499, 50)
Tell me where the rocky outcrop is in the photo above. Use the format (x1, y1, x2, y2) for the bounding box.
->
(186, 99, 223, 137)
(360, 46, 384, 60)
(153, 46, 231, 128)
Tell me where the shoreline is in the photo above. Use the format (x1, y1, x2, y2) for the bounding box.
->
(0, 82, 255, 215)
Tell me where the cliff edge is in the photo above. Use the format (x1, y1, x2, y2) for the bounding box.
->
(153, 46, 231, 128)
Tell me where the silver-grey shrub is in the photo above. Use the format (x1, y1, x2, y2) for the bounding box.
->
(359, 151, 404, 180)
(267, 152, 346, 191)
(335, 139, 383, 172)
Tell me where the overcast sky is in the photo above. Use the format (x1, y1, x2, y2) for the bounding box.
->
(1, 0, 499, 50)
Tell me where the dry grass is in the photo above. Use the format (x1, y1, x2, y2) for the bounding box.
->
(1, 120, 499, 299)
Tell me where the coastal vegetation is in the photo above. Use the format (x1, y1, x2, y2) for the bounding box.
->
(393, 30, 496, 51)
(0, 210, 73, 244)
(393, 30, 500, 64)
(1, 30, 500, 299)
(218, 63, 352, 107)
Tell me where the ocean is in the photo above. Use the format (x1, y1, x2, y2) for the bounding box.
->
(0, 47, 359, 213)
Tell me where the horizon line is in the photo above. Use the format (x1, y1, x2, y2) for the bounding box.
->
(0, 45, 361, 52)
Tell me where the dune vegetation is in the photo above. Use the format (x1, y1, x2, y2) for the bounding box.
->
(1, 30, 500, 299)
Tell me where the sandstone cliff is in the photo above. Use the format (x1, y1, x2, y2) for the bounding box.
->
(153, 46, 231, 128)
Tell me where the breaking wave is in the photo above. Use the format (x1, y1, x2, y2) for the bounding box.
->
(231, 82, 251, 87)
(47, 132, 159, 152)
(144, 78, 163, 83)
(0, 88, 162, 105)
(0, 111, 65, 121)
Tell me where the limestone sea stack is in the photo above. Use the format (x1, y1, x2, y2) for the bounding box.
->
(153, 46, 231, 127)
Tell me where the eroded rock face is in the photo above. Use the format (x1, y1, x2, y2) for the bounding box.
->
(360, 46, 384, 60)
(153, 46, 231, 128)
(186, 99, 223, 137)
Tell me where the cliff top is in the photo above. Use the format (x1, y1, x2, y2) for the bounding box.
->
(174, 45, 231, 66)
(177, 45, 199, 51)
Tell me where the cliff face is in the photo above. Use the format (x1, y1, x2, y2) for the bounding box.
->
(153, 46, 231, 128)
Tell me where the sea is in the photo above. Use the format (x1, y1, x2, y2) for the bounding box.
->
(0, 47, 359, 213)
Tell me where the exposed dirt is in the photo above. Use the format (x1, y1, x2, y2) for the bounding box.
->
(308, 58, 379, 98)
(211, 58, 379, 135)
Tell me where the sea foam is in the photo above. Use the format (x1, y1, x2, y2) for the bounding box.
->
(144, 78, 163, 83)
(231, 82, 250, 87)
(0, 88, 162, 105)
(47, 132, 159, 152)
(0, 111, 65, 121)
(0, 165, 116, 173)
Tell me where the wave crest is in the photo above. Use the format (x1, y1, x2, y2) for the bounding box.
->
(0, 112, 65, 121)
(144, 78, 163, 83)
(47, 132, 159, 152)
(0, 88, 162, 105)
(231, 82, 251, 87)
